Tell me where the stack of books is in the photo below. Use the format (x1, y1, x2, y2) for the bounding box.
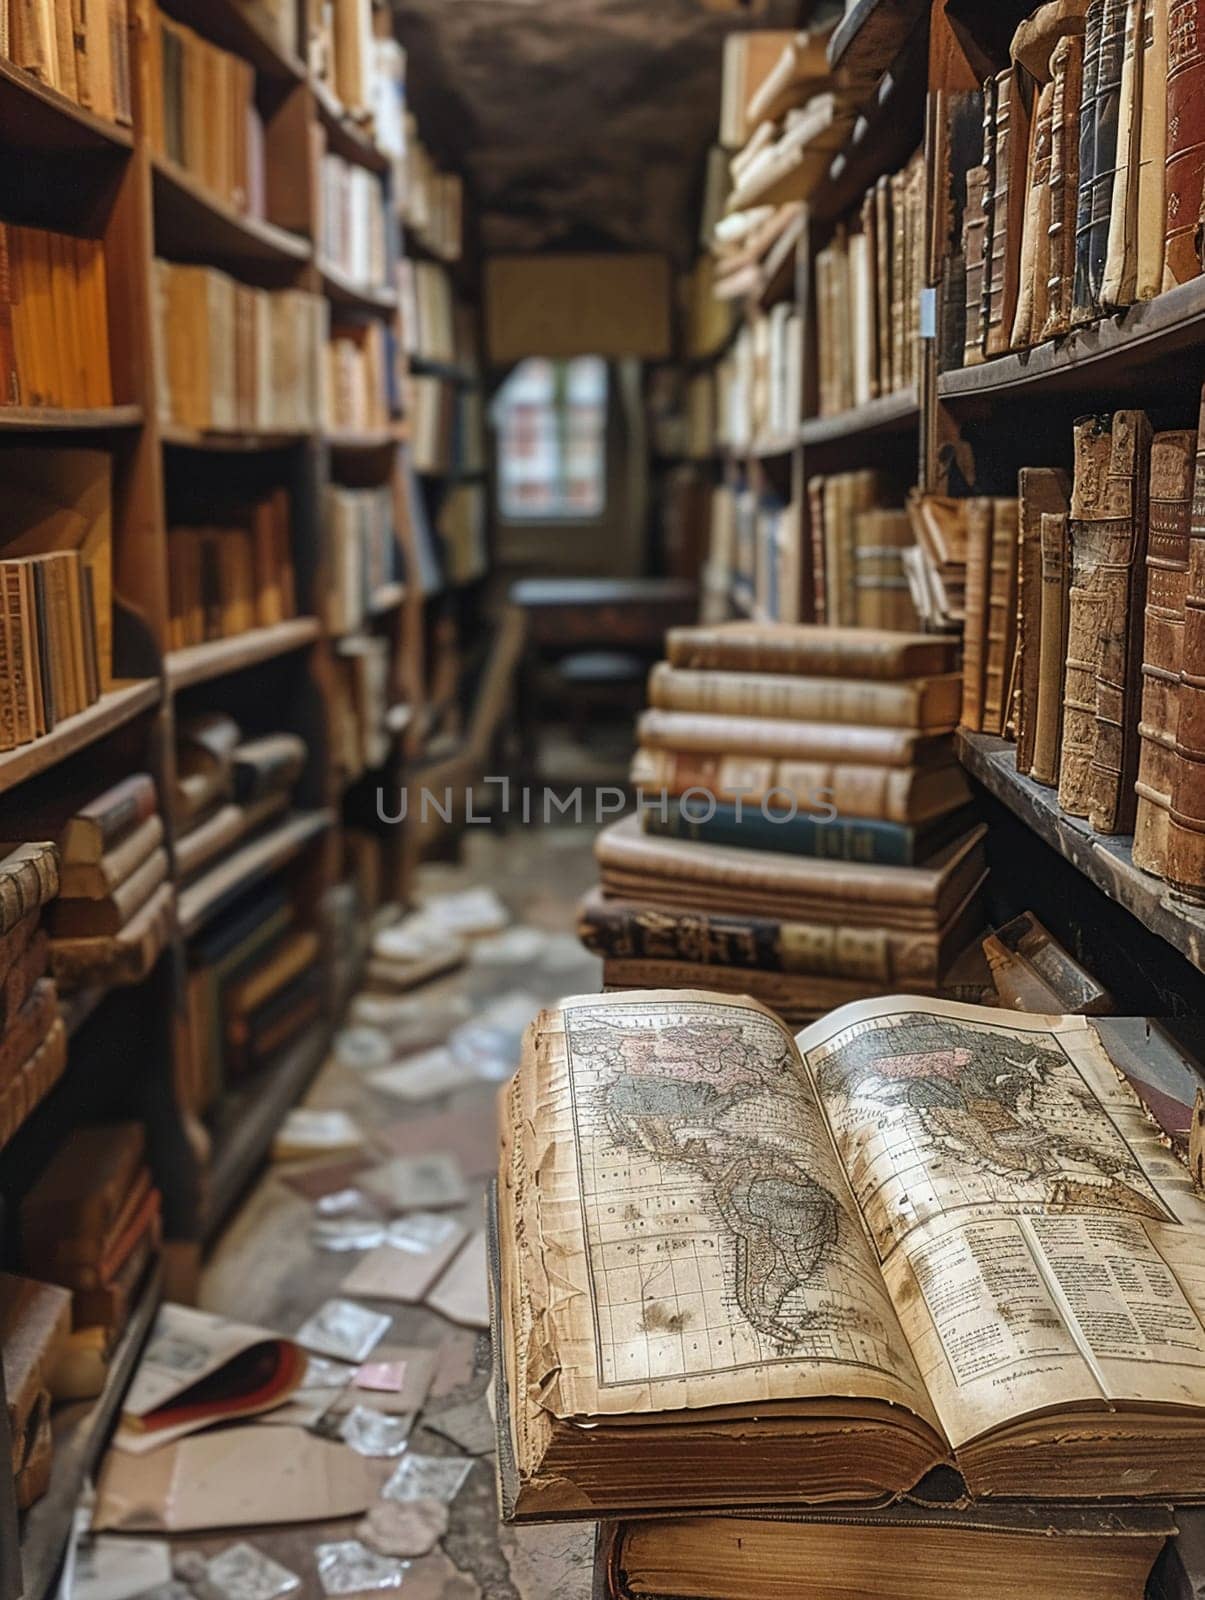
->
(316, 143, 389, 293)
(21, 1123, 161, 1374)
(494, 989, 1202, 1597)
(325, 482, 399, 635)
(154, 264, 323, 433)
(2, 0, 132, 125)
(167, 488, 296, 648)
(147, 6, 263, 218)
(0, 1272, 70, 1514)
(581, 624, 984, 1024)
(809, 471, 918, 630)
(181, 882, 323, 1113)
(0, 843, 65, 1144)
(903, 492, 968, 631)
(0, 223, 112, 410)
(324, 318, 391, 433)
(173, 715, 306, 887)
(949, 0, 1198, 371)
(814, 151, 926, 416)
(45, 776, 175, 992)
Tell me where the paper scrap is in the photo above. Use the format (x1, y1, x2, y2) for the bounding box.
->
(295, 1300, 392, 1363)
(203, 1542, 301, 1600)
(382, 1453, 472, 1506)
(315, 1540, 408, 1595)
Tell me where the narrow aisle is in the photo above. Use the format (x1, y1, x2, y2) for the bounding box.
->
(186, 824, 603, 1600)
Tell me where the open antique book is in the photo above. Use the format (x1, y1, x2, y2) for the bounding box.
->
(496, 991, 1205, 1518)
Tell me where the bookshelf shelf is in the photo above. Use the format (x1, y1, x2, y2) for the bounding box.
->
(165, 617, 322, 689)
(160, 422, 311, 452)
(0, 57, 134, 156)
(319, 262, 399, 314)
(204, 1027, 330, 1238)
(151, 154, 313, 268)
(177, 808, 334, 939)
(0, 405, 144, 433)
(0, 682, 160, 798)
(17, 1260, 162, 1600)
(312, 80, 390, 174)
(958, 731, 1205, 977)
(937, 276, 1205, 405)
(801, 388, 920, 446)
(155, 0, 305, 81)
(327, 428, 402, 452)
(409, 357, 477, 385)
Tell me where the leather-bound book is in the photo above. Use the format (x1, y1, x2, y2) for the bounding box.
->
(1135, 0, 1169, 298)
(1165, 404, 1205, 897)
(961, 163, 991, 366)
(1071, 0, 1106, 323)
(982, 499, 1021, 735)
(1043, 30, 1088, 334)
(978, 77, 998, 358)
(1058, 411, 1153, 827)
(1134, 427, 1197, 874)
(48, 881, 175, 991)
(46, 848, 167, 938)
(21, 1124, 145, 1267)
(959, 498, 993, 733)
(1101, 0, 1144, 308)
(1016, 469, 1072, 775)
(664, 624, 960, 680)
(1164, 0, 1205, 289)
(647, 664, 964, 734)
(636, 709, 953, 769)
(874, 174, 893, 394)
(0, 843, 58, 934)
(986, 71, 1031, 357)
(1031, 511, 1073, 784)
(1011, 76, 1056, 349)
(1085, 0, 1129, 308)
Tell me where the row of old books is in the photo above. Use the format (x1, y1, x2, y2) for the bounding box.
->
(399, 259, 471, 368)
(495, 989, 1202, 1598)
(326, 482, 400, 636)
(172, 714, 306, 894)
(148, 5, 268, 223)
(714, 304, 803, 451)
(166, 489, 297, 651)
(408, 375, 484, 476)
(815, 151, 926, 416)
(316, 144, 389, 293)
(0, 547, 105, 747)
(0, 223, 112, 410)
(580, 623, 985, 1024)
(956, 0, 1205, 371)
(1, 0, 131, 124)
(154, 263, 324, 434)
(332, 632, 392, 782)
(400, 123, 464, 263)
(326, 318, 391, 434)
(903, 491, 969, 631)
(809, 470, 920, 632)
(963, 400, 1205, 901)
(308, 0, 376, 119)
(3, 1125, 161, 1515)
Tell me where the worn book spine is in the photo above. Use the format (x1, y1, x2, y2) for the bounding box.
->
(0, 843, 59, 935)
(1102, 0, 1144, 307)
(982, 499, 1020, 736)
(48, 881, 175, 990)
(1134, 428, 1196, 874)
(647, 664, 963, 731)
(1164, 0, 1205, 288)
(874, 174, 893, 394)
(1135, 0, 1169, 297)
(961, 164, 991, 366)
(1165, 399, 1205, 895)
(1087, 0, 1129, 308)
(986, 69, 1029, 357)
(1012, 76, 1056, 349)
(1072, 1, 1106, 323)
(1044, 32, 1086, 338)
(959, 499, 994, 733)
(1016, 470, 1073, 776)
(663, 625, 958, 680)
(636, 709, 941, 767)
(46, 847, 167, 938)
(978, 77, 998, 360)
(645, 803, 953, 867)
(62, 775, 157, 864)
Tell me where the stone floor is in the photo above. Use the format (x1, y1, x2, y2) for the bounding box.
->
(186, 820, 606, 1599)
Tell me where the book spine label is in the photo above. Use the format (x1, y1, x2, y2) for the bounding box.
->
(644, 803, 920, 866)
(1164, 0, 1205, 287)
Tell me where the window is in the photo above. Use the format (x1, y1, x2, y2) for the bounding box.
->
(494, 356, 607, 521)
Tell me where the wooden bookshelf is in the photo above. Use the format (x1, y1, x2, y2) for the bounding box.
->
(0, 683, 161, 797)
(160, 422, 312, 452)
(166, 618, 322, 689)
(320, 261, 399, 313)
(0, 405, 144, 433)
(800, 389, 920, 446)
(17, 1261, 162, 1600)
(155, 0, 305, 81)
(177, 809, 335, 938)
(0, 56, 134, 154)
(151, 154, 313, 267)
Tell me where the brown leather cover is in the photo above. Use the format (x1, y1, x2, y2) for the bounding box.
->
(1101, 0, 1144, 308)
(0, 842, 59, 936)
(21, 1123, 145, 1268)
(0, 1017, 67, 1147)
(1032, 512, 1074, 784)
(1165, 400, 1205, 896)
(49, 880, 175, 990)
(986, 69, 1032, 356)
(636, 709, 951, 768)
(1135, 0, 1169, 299)
(1042, 31, 1087, 337)
(0, 978, 57, 1087)
(1164, 0, 1205, 290)
(1072, 1, 1107, 323)
(1134, 427, 1196, 874)
(0, 1271, 71, 1453)
(1011, 78, 1057, 347)
(959, 499, 994, 733)
(664, 625, 959, 681)
(1059, 411, 1152, 829)
(2, 928, 47, 1030)
(1016, 471, 1072, 775)
(594, 814, 989, 931)
(983, 499, 1021, 736)
(648, 663, 964, 732)
(962, 163, 991, 366)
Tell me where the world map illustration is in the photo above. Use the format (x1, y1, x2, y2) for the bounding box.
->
(810, 1013, 1167, 1258)
(563, 1003, 904, 1383)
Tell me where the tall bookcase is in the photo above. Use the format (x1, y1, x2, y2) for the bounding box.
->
(0, 3, 484, 1592)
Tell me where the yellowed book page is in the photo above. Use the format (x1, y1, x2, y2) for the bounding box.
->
(799, 996, 1205, 1449)
(516, 990, 941, 1430)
